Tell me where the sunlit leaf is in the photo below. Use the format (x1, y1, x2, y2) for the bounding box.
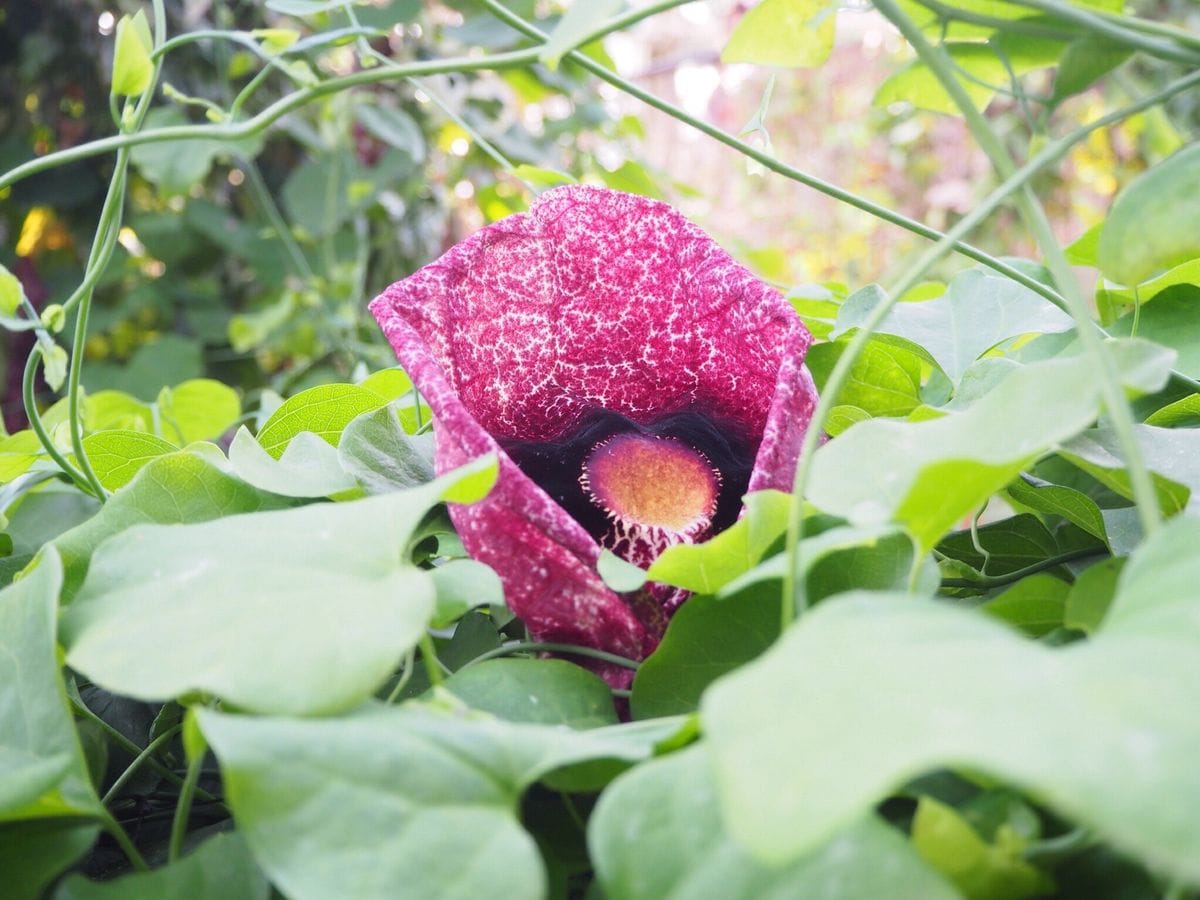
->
(721, 0, 836, 68)
(256, 383, 387, 458)
(1099, 143, 1200, 285)
(807, 340, 1173, 550)
(111, 10, 153, 97)
(81, 430, 178, 491)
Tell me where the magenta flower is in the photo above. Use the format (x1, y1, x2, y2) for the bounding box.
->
(370, 185, 816, 683)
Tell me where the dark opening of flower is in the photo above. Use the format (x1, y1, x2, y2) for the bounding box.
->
(370, 185, 817, 684)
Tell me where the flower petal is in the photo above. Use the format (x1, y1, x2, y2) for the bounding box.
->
(369, 185, 818, 668)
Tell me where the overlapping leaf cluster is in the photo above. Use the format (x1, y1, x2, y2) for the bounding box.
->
(3, 0, 1200, 898)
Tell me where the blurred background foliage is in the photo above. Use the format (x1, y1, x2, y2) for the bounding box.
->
(1, 0, 1197, 431)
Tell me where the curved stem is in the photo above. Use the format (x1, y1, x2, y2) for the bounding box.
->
(940, 547, 1102, 589)
(168, 750, 204, 863)
(99, 811, 149, 872)
(385, 648, 417, 703)
(102, 724, 184, 806)
(875, 0, 1162, 539)
(463, 640, 642, 671)
(70, 693, 218, 802)
(21, 349, 98, 498)
(419, 633, 445, 687)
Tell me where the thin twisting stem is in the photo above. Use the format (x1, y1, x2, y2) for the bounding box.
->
(777, 66, 1199, 625)
(874, 0, 1162, 539)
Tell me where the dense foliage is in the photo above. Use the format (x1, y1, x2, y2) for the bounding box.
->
(2, 1, 1200, 898)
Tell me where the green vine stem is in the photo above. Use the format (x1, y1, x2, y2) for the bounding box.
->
(69, 692, 218, 802)
(462, 640, 643, 672)
(875, 0, 1162, 540)
(21, 349, 98, 498)
(940, 547, 1103, 590)
(911, 0, 1200, 65)
(168, 749, 204, 863)
(418, 633, 446, 687)
(777, 64, 1198, 626)
(99, 810, 150, 872)
(101, 724, 184, 806)
(1007, 0, 1200, 66)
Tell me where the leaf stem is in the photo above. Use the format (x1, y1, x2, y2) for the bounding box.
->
(385, 648, 417, 703)
(168, 750, 204, 863)
(1005, 0, 1200, 66)
(239, 157, 315, 281)
(70, 693, 218, 801)
(0, 51, 540, 193)
(1021, 826, 1098, 863)
(102, 725, 184, 806)
(940, 547, 1102, 589)
(419, 633, 445, 687)
(99, 810, 149, 872)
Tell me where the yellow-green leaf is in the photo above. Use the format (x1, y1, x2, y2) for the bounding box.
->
(721, 0, 836, 68)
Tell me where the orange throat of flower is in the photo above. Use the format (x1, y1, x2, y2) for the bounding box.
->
(580, 432, 721, 568)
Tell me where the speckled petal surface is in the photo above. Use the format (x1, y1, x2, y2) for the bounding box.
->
(369, 184, 817, 667)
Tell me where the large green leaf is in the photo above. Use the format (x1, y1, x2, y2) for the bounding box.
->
(197, 703, 682, 900)
(720, 0, 836, 68)
(1004, 477, 1108, 544)
(832, 270, 1073, 384)
(54, 832, 268, 900)
(52, 451, 292, 602)
(702, 516, 1200, 882)
(631, 583, 778, 721)
(61, 459, 496, 715)
(1100, 258, 1200, 309)
(635, 524, 927, 719)
(589, 745, 956, 900)
(1098, 143, 1200, 285)
(0, 549, 100, 894)
(0, 821, 100, 900)
(806, 340, 1174, 550)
